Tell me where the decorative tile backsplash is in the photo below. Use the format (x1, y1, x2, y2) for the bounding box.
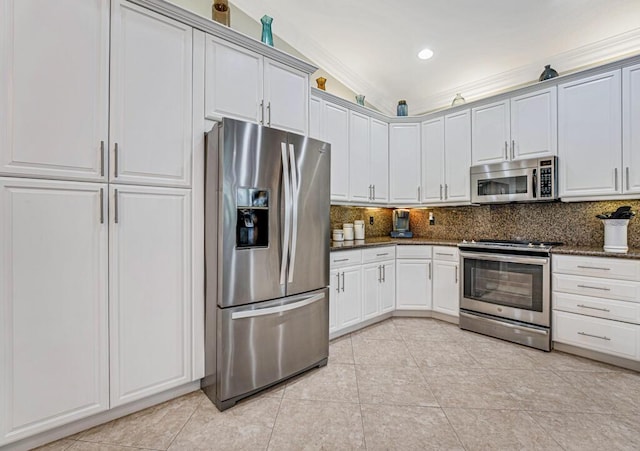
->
(331, 201, 640, 248)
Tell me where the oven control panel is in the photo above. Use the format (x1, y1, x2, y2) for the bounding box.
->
(538, 159, 554, 198)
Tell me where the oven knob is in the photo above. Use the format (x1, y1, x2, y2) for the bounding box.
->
(528, 242, 534, 247)
(462, 239, 468, 244)
(539, 243, 545, 248)
(471, 240, 476, 244)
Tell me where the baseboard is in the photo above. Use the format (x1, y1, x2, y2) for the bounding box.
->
(1, 381, 201, 451)
(329, 312, 393, 340)
(553, 343, 640, 372)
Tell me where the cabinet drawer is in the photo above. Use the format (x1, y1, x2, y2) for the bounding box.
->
(553, 310, 639, 360)
(553, 273, 640, 302)
(396, 245, 432, 259)
(552, 255, 640, 281)
(362, 246, 396, 263)
(553, 292, 640, 324)
(330, 250, 362, 268)
(433, 246, 459, 262)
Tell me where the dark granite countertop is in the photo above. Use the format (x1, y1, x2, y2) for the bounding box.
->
(330, 237, 459, 251)
(551, 245, 640, 260)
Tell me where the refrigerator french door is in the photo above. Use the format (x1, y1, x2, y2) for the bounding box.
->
(203, 118, 330, 410)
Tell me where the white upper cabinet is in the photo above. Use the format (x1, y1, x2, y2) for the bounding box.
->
(445, 109, 472, 203)
(370, 118, 389, 203)
(264, 59, 308, 135)
(471, 87, 557, 165)
(472, 100, 510, 165)
(204, 37, 263, 124)
(324, 102, 350, 201)
(348, 111, 371, 202)
(309, 95, 323, 140)
(558, 70, 622, 198)
(110, 1, 193, 187)
(421, 117, 445, 204)
(0, 0, 109, 182)
(623, 63, 640, 195)
(205, 35, 308, 135)
(0, 178, 109, 445)
(389, 123, 421, 203)
(109, 185, 192, 407)
(510, 87, 557, 160)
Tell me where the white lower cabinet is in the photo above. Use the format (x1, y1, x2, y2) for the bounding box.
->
(0, 178, 109, 445)
(552, 254, 640, 362)
(432, 247, 460, 317)
(331, 266, 363, 331)
(109, 185, 192, 407)
(396, 245, 433, 310)
(363, 260, 396, 319)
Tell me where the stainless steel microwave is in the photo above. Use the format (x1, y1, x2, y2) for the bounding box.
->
(470, 156, 558, 204)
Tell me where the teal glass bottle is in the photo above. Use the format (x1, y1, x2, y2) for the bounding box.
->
(397, 100, 408, 116)
(261, 15, 273, 47)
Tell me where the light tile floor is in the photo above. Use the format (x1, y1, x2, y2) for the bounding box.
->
(36, 318, 640, 451)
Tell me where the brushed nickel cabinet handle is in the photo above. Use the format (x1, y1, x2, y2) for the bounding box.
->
(333, 258, 349, 263)
(627, 167, 631, 191)
(418, 186, 421, 200)
(577, 284, 610, 291)
(378, 265, 382, 283)
(336, 272, 340, 292)
(445, 184, 448, 199)
(114, 143, 119, 178)
(504, 141, 508, 159)
(267, 102, 271, 126)
(578, 331, 611, 341)
(382, 264, 386, 282)
(259, 100, 264, 124)
(614, 168, 619, 191)
(511, 140, 515, 160)
(99, 188, 104, 224)
(577, 265, 611, 271)
(440, 184, 443, 200)
(376, 253, 389, 257)
(428, 262, 432, 280)
(373, 185, 376, 200)
(341, 272, 345, 292)
(455, 265, 458, 283)
(577, 304, 610, 313)
(100, 141, 105, 177)
(436, 252, 454, 257)
(114, 189, 119, 224)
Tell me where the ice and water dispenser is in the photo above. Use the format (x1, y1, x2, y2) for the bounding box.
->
(236, 188, 269, 248)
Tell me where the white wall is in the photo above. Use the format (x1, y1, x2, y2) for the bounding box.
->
(166, 0, 360, 105)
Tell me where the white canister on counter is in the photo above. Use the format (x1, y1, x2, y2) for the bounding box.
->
(343, 223, 354, 241)
(332, 229, 344, 242)
(602, 219, 630, 253)
(354, 220, 365, 240)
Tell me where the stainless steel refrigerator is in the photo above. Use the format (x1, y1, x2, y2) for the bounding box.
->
(202, 118, 330, 410)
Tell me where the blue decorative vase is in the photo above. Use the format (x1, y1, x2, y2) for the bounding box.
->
(261, 15, 273, 47)
(397, 100, 408, 116)
(539, 64, 558, 81)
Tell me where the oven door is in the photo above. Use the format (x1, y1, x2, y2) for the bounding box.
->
(471, 168, 534, 204)
(460, 251, 550, 326)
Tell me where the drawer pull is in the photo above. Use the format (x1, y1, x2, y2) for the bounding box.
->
(376, 253, 389, 257)
(578, 331, 611, 341)
(576, 265, 611, 271)
(577, 304, 610, 313)
(333, 258, 349, 263)
(436, 252, 454, 257)
(577, 284, 610, 291)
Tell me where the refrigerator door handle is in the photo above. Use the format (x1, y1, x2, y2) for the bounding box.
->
(280, 142, 292, 286)
(287, 143, 299, 283)
(231, 292, 326, 319)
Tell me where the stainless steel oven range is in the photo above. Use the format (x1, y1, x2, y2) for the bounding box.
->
(458, 240, 562, 351)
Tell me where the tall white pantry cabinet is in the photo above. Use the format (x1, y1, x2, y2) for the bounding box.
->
(0, 0, 202, 445)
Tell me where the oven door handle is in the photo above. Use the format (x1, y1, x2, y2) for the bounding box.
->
(459, 251, 549, 266)
(460, 311, 549, 336)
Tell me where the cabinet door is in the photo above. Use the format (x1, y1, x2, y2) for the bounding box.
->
(558, 70, 622, 198)
(0, 179, 108, 445)
(511, 87, 557, 160)
(337, 267, 362, 329)
(444, 110, 471, 202)
(623, 63, 640, 195)
(432, 260, 459, 317)
(396, 260, 431, 310)
(389, 123, 421, 203)
(324, 102, 350, 201)
(264, 59, 308, 135)
(110, 1, 192, 187)
(309, 96, 323, 140)
(0, 0, 109, 181)
(204, 35, 263, 123)
(370, 118, 389, 202)
(362, 263, 381, 320)
(471, 100, 510, 165)
(329, 269, 339, 334)
(380, 261, 396, 313)
(349, 111, 371, 202)
(109, 185, 192, 407)
(421, 118, 445, 204)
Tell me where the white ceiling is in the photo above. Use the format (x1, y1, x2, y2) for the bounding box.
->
(231, 0, 640, 115)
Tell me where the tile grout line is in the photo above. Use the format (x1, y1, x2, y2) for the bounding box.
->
(521, 409, 569, 451)
(161, 398, 200, 451)
(350, 333, 369, 450)
(264, 378, 286, 450)
(73, 437, 164, 451)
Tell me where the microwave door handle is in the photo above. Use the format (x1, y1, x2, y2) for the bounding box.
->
(532, 168, 537, 199)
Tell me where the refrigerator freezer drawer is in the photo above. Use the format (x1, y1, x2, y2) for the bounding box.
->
(216, 288, 329, 407)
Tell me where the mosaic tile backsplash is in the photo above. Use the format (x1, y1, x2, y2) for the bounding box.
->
(331, 200, 640, 248)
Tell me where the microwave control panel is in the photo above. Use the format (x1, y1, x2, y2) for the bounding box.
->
(539, 159, 554, 198)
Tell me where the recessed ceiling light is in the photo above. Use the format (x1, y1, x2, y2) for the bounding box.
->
(418, 48, 434, 60)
